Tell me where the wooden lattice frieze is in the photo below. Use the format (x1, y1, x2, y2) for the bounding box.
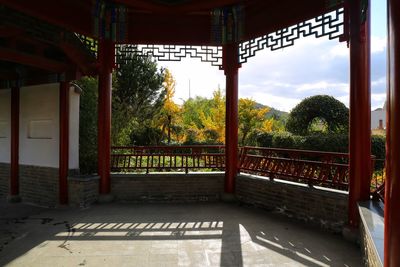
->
(238, 8, 345, 64)
(115, 44, 222, 68)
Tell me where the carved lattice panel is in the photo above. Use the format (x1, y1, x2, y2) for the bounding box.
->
(239, 8, 345, 64)
(115, 44, 222, 68)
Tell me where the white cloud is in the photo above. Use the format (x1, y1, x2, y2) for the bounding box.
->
(371, 77, 386, 87)
(371, 36, 386, 53)
(371, 93, 386, 102)
(329, 43, 348, 58)
(336, 95, 350, 108)
(239, 90, 301, 112)
(296, 81, 348, 93)
(158, 29, 385, 112)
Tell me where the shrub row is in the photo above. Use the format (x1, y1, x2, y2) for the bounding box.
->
(252, 132, 386, 169)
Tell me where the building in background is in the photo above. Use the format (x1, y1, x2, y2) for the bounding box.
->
(371, 102, 386, 130)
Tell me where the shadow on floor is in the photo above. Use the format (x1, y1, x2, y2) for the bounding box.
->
(0, 201, 362, 266)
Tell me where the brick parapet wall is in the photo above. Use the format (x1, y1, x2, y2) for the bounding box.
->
(0, 163, 10, 198)
(111, 172, 224, 202)
(68, 175, 99, 208)
(19, 164, 59, 207)
(236, 174, 348, 233)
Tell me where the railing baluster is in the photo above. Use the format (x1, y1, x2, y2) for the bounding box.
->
(110, 145, 364, 192)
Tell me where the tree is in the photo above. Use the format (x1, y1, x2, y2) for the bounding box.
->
(76, 77, 98, 174)
(199, 89, 226, 143)
(112, 52, 166, 145)
(159, 69, 180, 144)
(286, 95, 349, 136)
(238, 98, 270, 145)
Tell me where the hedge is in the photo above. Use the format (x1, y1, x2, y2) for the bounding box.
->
(254, 132, 385, 169)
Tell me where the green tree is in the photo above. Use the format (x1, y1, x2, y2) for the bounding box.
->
(286, 95, 349, 136)
(113, 52, 166, 145)
(76, 77, 98, 174)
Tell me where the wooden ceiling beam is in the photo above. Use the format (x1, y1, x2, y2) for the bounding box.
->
(115, 0, 242, 13)
(0, 47, 70, 73)
(0, 0, 92, 36)
(59, 42, 97, 75)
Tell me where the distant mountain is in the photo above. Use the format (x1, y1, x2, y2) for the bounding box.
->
(255, 103, 288, 121)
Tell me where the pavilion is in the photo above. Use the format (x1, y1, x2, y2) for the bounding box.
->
(0, 0, 398, 266)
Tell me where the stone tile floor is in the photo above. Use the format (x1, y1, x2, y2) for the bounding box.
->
(0, 201, 363, 267)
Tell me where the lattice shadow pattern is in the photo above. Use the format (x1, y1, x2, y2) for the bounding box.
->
(239, 8, 345, 64)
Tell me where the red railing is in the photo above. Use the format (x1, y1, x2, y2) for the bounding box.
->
(111, 145, 379, 192)
(239, 146, 350, 190)
(371, 159, 385, 202)
(111, 145, 225, 173)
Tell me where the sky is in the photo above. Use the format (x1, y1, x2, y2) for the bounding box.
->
(160, 1, 387, 112)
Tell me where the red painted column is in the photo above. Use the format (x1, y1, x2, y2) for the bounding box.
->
(223, 44, 240, 193)
(10, 86, 20, 200)
(59, 81, 69, 205)
(348, 0, 371, 227)
(385, 0, 400, 266)
(98, 39, 114, 195)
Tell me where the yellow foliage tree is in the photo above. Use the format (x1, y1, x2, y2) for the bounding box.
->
(239, 98, 270, 145)
(199, 88, 226, 143)
(160, 69, 181, 144)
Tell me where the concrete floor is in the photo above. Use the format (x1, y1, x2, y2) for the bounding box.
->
(0, 201, 363, 267)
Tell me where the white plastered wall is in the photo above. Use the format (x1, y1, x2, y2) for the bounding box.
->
(19, 84, 60, 167)
(18, 83, 80, 169)
(0, 83, 79, 169)
(0, 89, 11, 163)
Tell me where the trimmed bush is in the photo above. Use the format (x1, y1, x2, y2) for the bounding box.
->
(254, 132, 385, 167)
(286, 95, 349, 135)
(272, 132, 296, 149)
(301, 134, 348, 153)
(371, 135, 386, 170)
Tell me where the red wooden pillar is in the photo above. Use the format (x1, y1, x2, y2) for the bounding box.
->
(348, 0, 371, 227)
(98, 39, 114, 196)
(223, 43, 240, 193)
(385, 0, 400, 266)
(59, 81, 69, 205)
(9, 86, 20, 201)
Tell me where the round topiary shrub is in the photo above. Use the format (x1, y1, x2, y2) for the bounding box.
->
(286, 95, 349, 136)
